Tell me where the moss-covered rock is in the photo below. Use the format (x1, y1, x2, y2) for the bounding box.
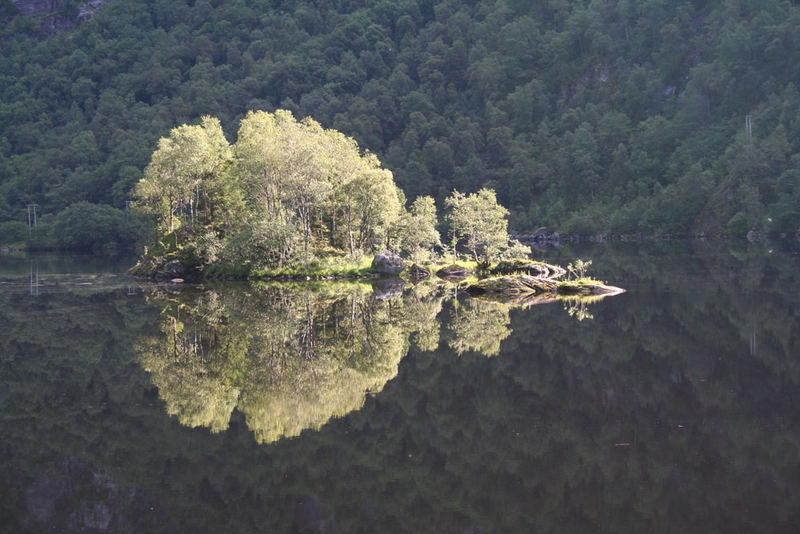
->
(467, 273, 625, 300)
(556, 280, 625, 296)
(490, 259, 566, 279)
(466, 275, 557, 296)
(372, 250, 406, 275)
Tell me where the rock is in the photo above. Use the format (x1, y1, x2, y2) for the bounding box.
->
(557, 282, 625, 297)
(158, 259, 186, 279)
(12, 0, 116, 34)
(467, 275, 557, 296)
(371, 250, 406, 275)
(406, 263, 431, 281)
(436, 264, 472, 281)
(490, 259, 566, 279)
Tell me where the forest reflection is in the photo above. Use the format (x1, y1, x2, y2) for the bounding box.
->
(136, 280, 613, 443)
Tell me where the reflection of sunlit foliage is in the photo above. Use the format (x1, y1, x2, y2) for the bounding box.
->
(136, 275, 624, 443)
(447, 298, 512, 357)
(137, 283, 424, 443)
(560, 296, 602, 322)
(397, 283, 443, 352)
(240, 330, 407, 442)
(239, 290, 409, 443)
(138, 315, 247, 433)
(7, 243, 800, 533)
(136, 290, 250, 433)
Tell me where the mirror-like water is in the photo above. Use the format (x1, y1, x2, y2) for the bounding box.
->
(2, 241, 799, 533)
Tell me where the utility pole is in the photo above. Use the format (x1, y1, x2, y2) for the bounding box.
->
(26, 203, 38, 237)
(745, 114, 753, 142)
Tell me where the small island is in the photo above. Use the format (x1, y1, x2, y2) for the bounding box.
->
(128, 109, 623, 300)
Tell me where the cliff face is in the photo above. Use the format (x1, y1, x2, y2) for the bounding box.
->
(11, 0, 114, 33)
(12, 0, 63, 16)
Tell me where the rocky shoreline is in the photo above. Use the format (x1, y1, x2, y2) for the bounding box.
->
(128, 251, 625, 301)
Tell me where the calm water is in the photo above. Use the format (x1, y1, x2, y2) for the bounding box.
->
(1, 242, 800, 533)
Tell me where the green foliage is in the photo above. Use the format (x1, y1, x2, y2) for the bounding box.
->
(135, 110, 405, 272)
(445, 188, 512, 264)
(0, 220, 27, 245)
(393, 195, 441, 262)
(50, 201, 136, 253)
(448, 298, 512, 357)
(3, 0, 800, 239)
(135, 116, 234, 234)
(567, 259, 592, 280)
(502, 239, 532, 260)
(222, 219, 302, 270)
(136, 283, 430, 443)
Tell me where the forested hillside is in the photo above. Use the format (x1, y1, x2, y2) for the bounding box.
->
(2, 0, 800, 250)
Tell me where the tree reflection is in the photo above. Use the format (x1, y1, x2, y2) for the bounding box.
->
(448, 298, 512, 357)
(136, 280, 621, 442)
(136, 283, 429, 443)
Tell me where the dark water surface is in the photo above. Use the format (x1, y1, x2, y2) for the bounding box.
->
(2, 241, 800, 533)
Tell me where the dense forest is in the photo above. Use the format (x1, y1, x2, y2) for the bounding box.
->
(2, 0, 800, 251)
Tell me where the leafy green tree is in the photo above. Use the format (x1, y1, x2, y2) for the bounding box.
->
(134, 116, 232, 233)
(236, 110, 403, 257)
(50, 201, 134, 252)
(445, 188, 511, 265)
(393, 195, 441, 263)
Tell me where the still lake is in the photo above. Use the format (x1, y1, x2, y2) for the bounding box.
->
(1, 240, 799, 533)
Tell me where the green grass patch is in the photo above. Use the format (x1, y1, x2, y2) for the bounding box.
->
(556, 277, 608, 295)
(557, 277, 606, 287)
(249, 255, 375, 278)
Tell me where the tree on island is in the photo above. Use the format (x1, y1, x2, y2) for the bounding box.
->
(133, 110, 410, 273)
(445, 188, 530, 266)
(392, 195, 442, 263)
(131, 110, 526, 278)
(135, 116, 236, 235)
(235, 110, 401, 257)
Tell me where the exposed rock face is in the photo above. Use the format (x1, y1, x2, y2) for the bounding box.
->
(467, 274, 625, 300)
(11, 0, 115, 34)
(556, 282, 625, 297)
(12, 0, 63, 16)
(24, 456, 165, 532)
(77, 0, 109, 22)
(371, 250, 406, 275)
(158, 259, 186, 279)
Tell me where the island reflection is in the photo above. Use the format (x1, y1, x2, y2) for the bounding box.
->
(136, 280, 616, 443)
